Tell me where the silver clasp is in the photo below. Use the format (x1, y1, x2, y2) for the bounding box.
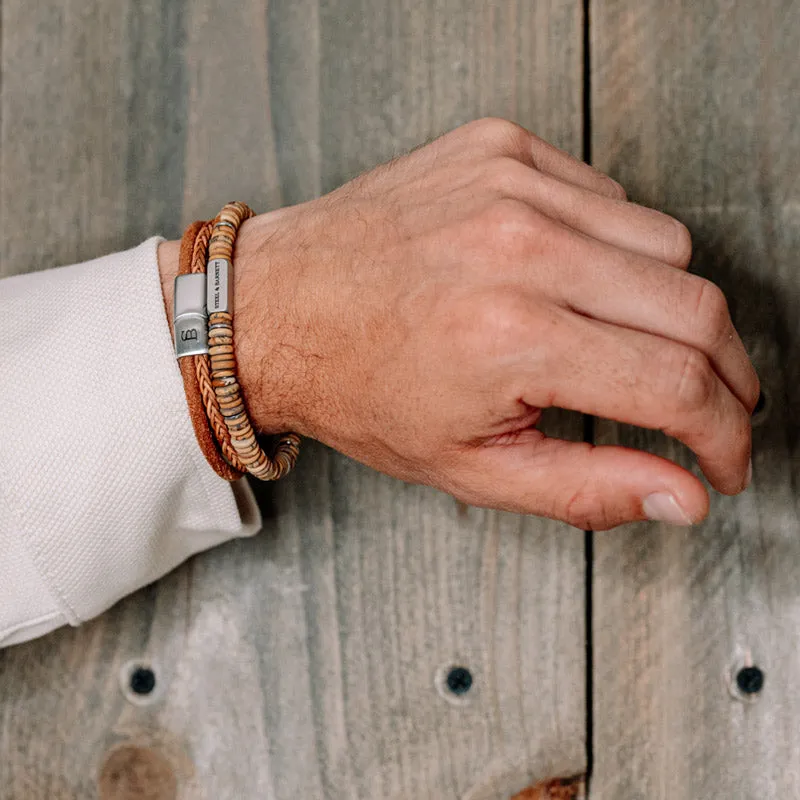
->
(174, 273, 208, 358)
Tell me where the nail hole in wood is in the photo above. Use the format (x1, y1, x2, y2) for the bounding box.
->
(446, 666, 473, 696)
(736, 665, 765, 695)
(130, 666, 156, 696)
(120, 659, 161, 706)
(435, 663, 476, 706)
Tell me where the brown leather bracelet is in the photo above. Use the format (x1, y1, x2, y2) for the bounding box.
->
(177, 221, 244, 481)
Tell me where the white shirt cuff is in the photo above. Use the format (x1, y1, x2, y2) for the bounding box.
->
(0, 238, 261, 645)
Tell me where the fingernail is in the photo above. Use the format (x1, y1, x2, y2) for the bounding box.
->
(744, 459, 753, 490)
(643, 492, 694, 526)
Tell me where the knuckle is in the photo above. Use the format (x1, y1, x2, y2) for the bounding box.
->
(480, 198, 540, 244)
(561, 473, 615, 531)
(485, 156, 530, 196)
(468, 116, 531, 155)
(471, 287, 532, 345)
(746, 373, 762, 414)
(603, 176, 628, 201)
(713, 404, 752, 478)
(666, 218, 693, 267)
(690, 278, 732, 348)
(672, 347, 716, 413)
(563, 488, 599, 530)
(731, 402, 752, 449)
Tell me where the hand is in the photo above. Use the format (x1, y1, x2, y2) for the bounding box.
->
(174, 118, 759, 530)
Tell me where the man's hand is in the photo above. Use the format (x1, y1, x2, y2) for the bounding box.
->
(173, 118, 759, 530)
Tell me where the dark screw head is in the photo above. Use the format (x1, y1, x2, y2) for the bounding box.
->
(736, 666, 764, 695)
(753, 391, 766, 416)
(446, 666, 473, 696)
(129, 666, 156, 696)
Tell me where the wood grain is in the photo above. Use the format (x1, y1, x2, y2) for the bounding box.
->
(0, 1, 587, 797)
(591, 1, 800, 797)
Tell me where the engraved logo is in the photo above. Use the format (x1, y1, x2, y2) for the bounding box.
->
(213, 263, 222, 310)
(181, 329, 199, 342)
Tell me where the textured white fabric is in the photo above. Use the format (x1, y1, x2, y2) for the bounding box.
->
(0, 238, 261, 647)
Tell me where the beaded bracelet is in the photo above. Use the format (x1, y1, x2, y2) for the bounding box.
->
(206, 202, 301, 480)
(173, 203, 301, 482)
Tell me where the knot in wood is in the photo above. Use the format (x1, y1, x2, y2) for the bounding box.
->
(98, 745, 177, 800)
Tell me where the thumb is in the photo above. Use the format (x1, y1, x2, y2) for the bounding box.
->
(450, 433, 710, 531)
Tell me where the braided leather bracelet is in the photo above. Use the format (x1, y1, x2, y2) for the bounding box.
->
(176, 221, 244, 480)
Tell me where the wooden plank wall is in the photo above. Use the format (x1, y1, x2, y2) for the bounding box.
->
(6, 1, 793, 797)
(0, 1, 587, 798)
(591, 1, 800, 797)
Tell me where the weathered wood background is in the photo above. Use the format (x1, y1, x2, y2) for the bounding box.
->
(0, 0, 793, 798)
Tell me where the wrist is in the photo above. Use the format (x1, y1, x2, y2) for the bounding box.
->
(157, 213, 307, 437)
(234, 211, 311, 436)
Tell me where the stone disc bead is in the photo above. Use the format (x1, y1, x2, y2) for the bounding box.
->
(214, 384, 241, 400)
(211, 362, 237, 374)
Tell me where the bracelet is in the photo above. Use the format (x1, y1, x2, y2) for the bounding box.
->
(189, 221, 252, 475)
(206, 202, 301, 481)
(173, 203, 301, 482)
(175, 221, 244, 481)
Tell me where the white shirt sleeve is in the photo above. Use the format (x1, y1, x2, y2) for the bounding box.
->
(0, 237, 262, 647)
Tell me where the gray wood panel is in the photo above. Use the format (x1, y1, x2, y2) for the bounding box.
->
(0, 1, 587, 797)
(591, 2, 800, 797)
